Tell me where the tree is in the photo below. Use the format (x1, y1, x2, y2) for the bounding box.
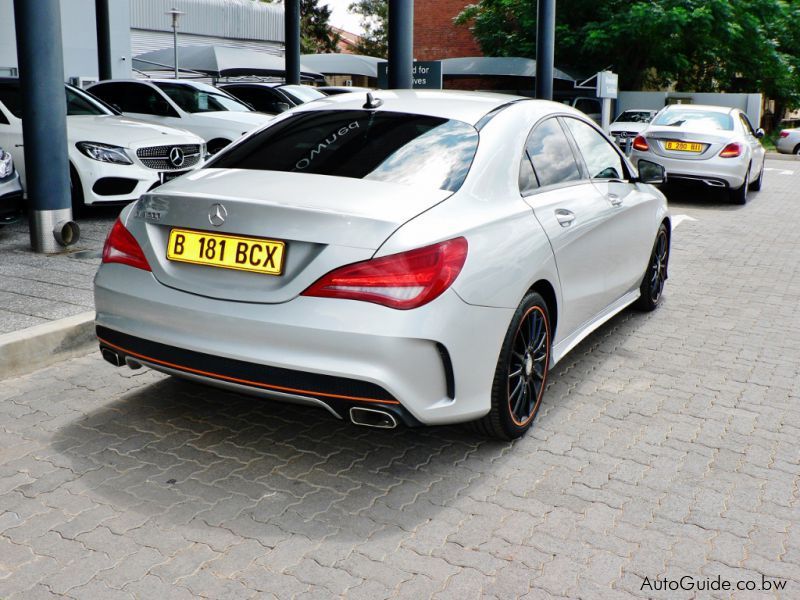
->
(262, 0, 340, 54)
(456, 0, 800, 116)
(349, 0, 388, 58)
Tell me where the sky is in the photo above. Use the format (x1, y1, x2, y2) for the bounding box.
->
(320, 0, 365, 35)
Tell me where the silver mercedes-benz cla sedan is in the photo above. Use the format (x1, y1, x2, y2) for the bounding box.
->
(94, 90, 670, 440)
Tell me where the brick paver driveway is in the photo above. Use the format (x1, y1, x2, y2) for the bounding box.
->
(1, 159, 799, 599)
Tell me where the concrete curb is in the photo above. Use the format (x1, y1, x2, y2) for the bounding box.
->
(0, 311, 96, 379)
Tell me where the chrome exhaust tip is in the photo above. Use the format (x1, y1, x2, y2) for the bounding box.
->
(349, 407, 398, 429)
(101, 348, 122, 367)
(703, 179, 726, 188)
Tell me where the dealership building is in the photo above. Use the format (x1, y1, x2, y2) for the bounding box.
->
(0, 0, 285, 84)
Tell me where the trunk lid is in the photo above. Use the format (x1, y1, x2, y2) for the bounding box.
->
(643, 125, 734, 161)
(126, 168, 451, 303)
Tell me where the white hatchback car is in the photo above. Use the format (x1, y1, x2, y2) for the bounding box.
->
(0, 79, 206, 208)
(94, 91, 670, 440)
(630, 104, 766, 204)
(88, 79, 274, 154)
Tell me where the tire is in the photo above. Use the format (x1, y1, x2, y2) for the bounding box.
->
(633, 223, 669, 312)
(469, 292, 552, 440)
(794, 144, 800, 156)
(749, 165, 763, 191)
(69, 164, 85, 215)
(729, 166, 749, 205)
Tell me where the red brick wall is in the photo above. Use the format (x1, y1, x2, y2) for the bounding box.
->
(414, 0, 482, 61)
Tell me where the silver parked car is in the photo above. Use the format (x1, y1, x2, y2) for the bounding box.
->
(776, 128, 800, 155)
(630, 104, 766, 204)
(94, 91, 670, 440)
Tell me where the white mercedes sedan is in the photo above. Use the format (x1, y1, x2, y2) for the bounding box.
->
(94, 91, 670, 440)
(0, 79, 206, 208)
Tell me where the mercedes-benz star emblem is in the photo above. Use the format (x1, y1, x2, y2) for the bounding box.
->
(208, 203, 227, 227)
(168, 146, 185, 168)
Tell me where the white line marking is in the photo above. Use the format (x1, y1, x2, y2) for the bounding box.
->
(672, 214, 697, 229)
(763, 168, 795, 175)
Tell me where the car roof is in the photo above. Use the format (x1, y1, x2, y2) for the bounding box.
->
(662, 104, 736, 114)
(219, 82, 283, 88)
(92, 79, 221, 92)
(290, 89, 529, 126)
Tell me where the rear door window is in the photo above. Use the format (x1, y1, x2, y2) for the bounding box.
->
(209, 110, 479, 192)
(520, 117, 582, 191)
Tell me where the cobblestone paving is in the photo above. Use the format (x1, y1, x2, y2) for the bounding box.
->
(0, 207, 117, 333)
(1, 162, 799, 598)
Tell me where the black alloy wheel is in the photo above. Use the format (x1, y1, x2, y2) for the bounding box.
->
(470, 292, 551, 440)
(633, 222, 669, 312)
(507, 304, 550, 427)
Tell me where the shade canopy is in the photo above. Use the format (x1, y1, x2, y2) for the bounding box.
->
(441, 57, 575, 82)
(133, 46, 324, 80)
(300, 54, 386, 78)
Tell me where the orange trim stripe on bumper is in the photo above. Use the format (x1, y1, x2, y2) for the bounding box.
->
(98, 336, 400, 406)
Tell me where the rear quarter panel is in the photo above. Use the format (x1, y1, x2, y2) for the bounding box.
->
(377, 103, 562, 313)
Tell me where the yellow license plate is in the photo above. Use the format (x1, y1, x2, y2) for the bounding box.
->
(167, 229, 285, 275)
(665, 140, 703, 152)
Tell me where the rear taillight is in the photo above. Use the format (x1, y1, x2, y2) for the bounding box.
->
(779, 131, 790, 138)
(302, 237, 468, 310)
(102, 218, 151, 271)
(719, 142, 742, 158)
(632, 135, 649, 151)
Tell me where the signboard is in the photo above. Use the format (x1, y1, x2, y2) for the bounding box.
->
(597, 70, 618, 99)
(377, 61, 443, 90)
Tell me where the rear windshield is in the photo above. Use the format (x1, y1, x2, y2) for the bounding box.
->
(280, 85, 326, 104)
(208, 110, 479, 192)
(652, 109, 733, 131)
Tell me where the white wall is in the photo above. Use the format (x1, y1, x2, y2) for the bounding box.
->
(617, 91, 763, 129)
(0, 0, 131, 81)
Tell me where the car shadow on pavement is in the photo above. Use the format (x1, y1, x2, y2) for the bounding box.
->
(50, 374, 516, 542)
(660, 184, 757, 210)
(49, 301, 659, 544)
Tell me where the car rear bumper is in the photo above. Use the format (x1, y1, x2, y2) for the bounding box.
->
(94, 265, 514, 426)
(630, 151, 747, 189)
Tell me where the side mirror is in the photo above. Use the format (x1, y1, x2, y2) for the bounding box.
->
(636, 159, 666, 185)
(274, 102, 291, 113)
(755, 128, 765, 139)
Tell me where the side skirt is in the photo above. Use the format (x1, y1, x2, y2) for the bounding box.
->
(551, 289, 640, 365)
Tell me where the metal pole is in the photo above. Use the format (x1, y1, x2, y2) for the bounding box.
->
(166, 8, 185, 80)
(388, 0, 414, 89)
(535, 0, 555, 100)
(173, 23, 178, 79)
(13, 0, 79, 253)
(284, 0, 301, 85)
(95, 0, 113, 80)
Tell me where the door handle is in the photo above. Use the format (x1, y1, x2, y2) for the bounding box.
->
(608, 193, 623, 206)
(555, 208, 575, 227)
